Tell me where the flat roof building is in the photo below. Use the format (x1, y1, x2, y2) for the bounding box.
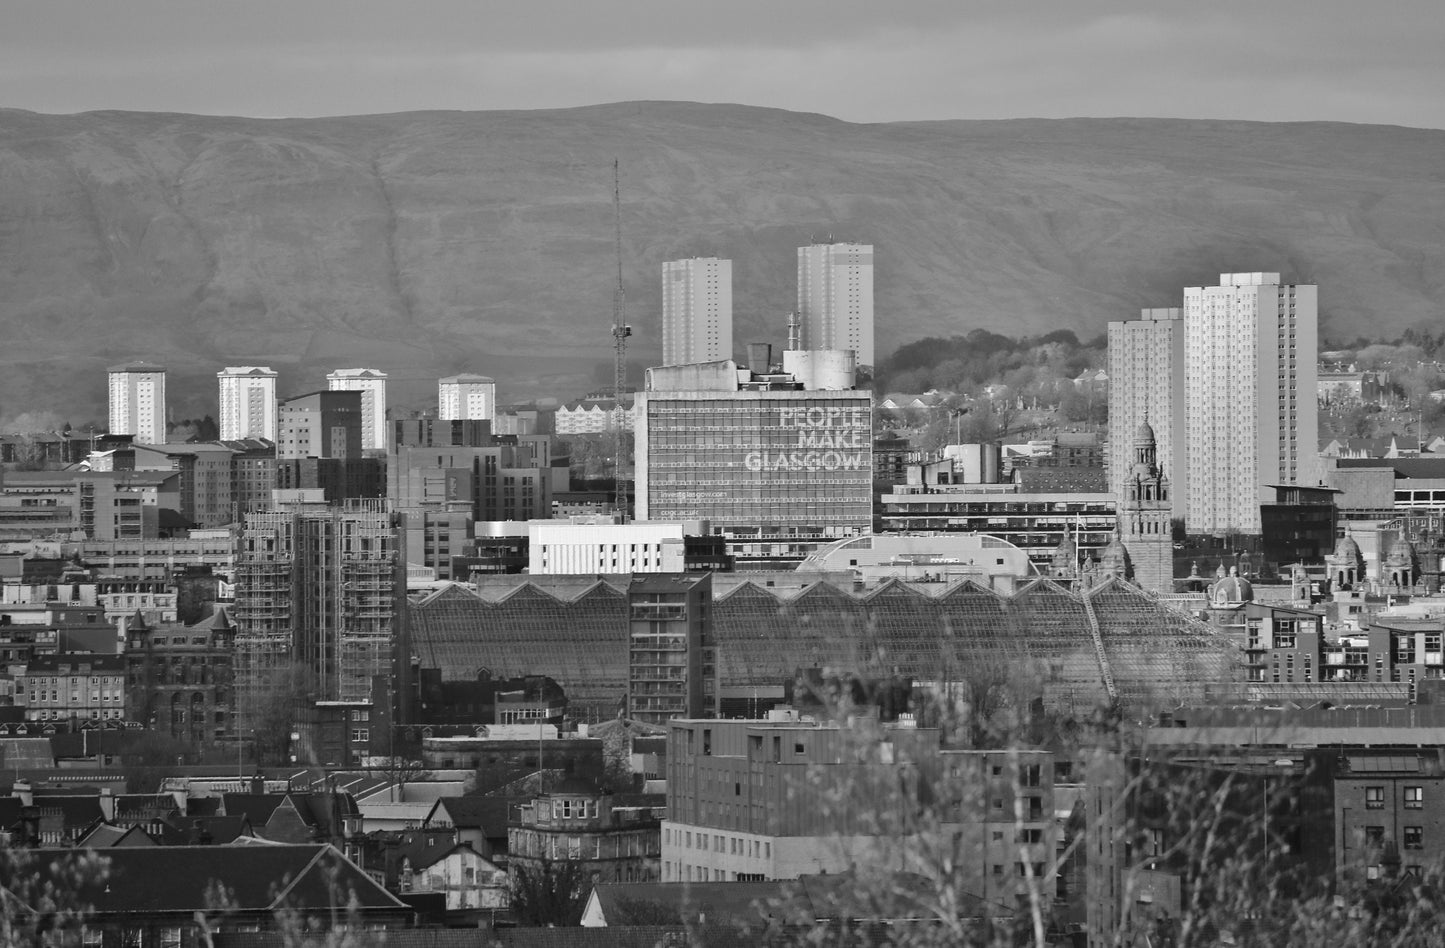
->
(107, 362, 166, 447)
(327, 368, 388, 451)
(636, 360, 872, 567)
(438, 375, 496, 423)
(797, 243, 874, 367)
(1184, 273, 1318, 533)
(662, 257, 732, 367)
(217, 366, 278, 442)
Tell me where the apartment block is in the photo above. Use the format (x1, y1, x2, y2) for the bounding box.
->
(217, 366, 278, 441)
(1183, 273, 1318, 533)
(1107, 308, 1185, 520)
(796, 243, 874, 367)
(662, 257, 732, 367)
(107, 362, 167, 446)
(327, 368, 388, 451)
(232, 503, 404, 744)
(438, 374, 496, 422)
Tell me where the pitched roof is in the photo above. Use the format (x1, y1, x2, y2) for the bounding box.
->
(17, 845, 405, 915)
(425, 796, 514, 834)
(156, 814, 254, 845)
(74, 822, 158, 848)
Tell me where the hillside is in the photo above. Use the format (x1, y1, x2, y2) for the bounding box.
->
(1, 102, 1443, 423)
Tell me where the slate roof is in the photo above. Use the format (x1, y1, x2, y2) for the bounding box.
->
(156, 814, 255, 845)
(425, 796, 514, 835)
(10, 844, 406, 915)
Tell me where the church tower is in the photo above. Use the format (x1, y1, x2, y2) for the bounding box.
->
(1119, 421, 1174, 593)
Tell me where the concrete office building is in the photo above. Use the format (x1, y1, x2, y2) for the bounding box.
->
(796, 243, 874, 367)
(1107, 309, 1185, 519)
(662, 257, 732, 367)
(217, 366, 278, 441)
(277, 391, 363, 460)
(1184, 273, 1318, 534)
(662, 715, 1056, 905)
(107, 362, 167, 446)
(635, 360, 872, 567)
(327, 368, 388, 451)
(438, 374, 496, 422)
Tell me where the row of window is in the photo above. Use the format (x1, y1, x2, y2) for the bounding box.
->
(1364, 785, 1426, 808)
(665, 827, 772, 859)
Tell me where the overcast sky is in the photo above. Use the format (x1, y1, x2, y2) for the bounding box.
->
(5, 1, 1442, 128)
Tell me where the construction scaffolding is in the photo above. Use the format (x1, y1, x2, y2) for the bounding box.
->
(233, 503, 402, 734)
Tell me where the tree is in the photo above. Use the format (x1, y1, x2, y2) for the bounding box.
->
(510, 861, 591, 926)
(120, 729, 195, 792)
(246, 663, 316, 766)
(371, 756, 431, 801)
(0, 843, 109, 946)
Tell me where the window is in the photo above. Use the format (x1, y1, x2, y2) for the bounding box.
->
(1364, 826, 1385, 846)
(1366, 786, 1385, 809)
(1405, 786, 1424, 809)
(1404, 826, 1424, 850)
(350, 728, 369, 743)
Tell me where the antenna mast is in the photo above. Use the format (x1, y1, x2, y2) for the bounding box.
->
(610, 159, 632, 517)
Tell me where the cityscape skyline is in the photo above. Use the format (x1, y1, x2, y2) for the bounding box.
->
(5, 9, 1445, 932)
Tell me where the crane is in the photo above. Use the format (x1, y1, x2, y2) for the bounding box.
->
(610, 159, 632, 517)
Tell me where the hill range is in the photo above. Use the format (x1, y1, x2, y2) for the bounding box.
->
(1, 101, 1442, 425)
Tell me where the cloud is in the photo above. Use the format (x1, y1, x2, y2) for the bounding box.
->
(3, 1, 1444, 128)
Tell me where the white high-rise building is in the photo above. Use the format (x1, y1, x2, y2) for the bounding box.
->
(217, 366, 278, 441)
(796, 242, 874, 367)
(107, 362, 166, 445)
(661, 257, 732, 366)
(1183, 273, 1318, 534)
(1107, 309, 1186, 520)
(326, 368, 388, 451)
(438, 374, 496, 422)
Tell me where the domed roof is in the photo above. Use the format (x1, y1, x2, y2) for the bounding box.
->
(1211, 567, 1254, 605)
(1334, 534, 1361, 559)
(1135, 420, 1156, 444)
(1051, 533, 1077, 572)
(1100, 531, 1130, 572)
(1386, 536, 1417, 564)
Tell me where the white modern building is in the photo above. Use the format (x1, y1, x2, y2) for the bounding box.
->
(662, 257, 733, 367)
(528, 520, 700, 574)
(1107, 309, 1186, 519)
(326, 368, 388, 451)
(556, 397, 635, 435)
(1183, 273, 1318, 534)
(107, 362, 167, 445)
(217, 366, 278, 441)
(797, 532, 1036, 590)
(796, 242, 874, 368)
(438, 374, 496, 422)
